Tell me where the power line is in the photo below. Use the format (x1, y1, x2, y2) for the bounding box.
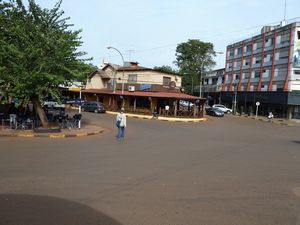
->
(97, 17, 300, 64)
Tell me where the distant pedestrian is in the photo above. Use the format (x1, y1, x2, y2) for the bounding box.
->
(116, 108, 127, 140)
(152, 107, 158, 119)
(267, 112, 274, 122)
(165, 105, 170, 116)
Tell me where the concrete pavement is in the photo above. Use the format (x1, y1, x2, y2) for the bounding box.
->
(1, 113, 300, 225)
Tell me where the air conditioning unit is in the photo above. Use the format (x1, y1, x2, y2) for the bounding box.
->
(128, 86, 135, 92)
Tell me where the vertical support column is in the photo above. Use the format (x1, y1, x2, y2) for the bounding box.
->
(108, 96, 111, 108)
(222, 47, 229, 91)
(174, 100, 178, 117)
(229, 47, 236, 91)
(150, 98, 153, 113)
(193, 102, 197, 118)
(284, 27, 294, 91)
(257, 33, 266, 91)
(246, 38, 255, 91)
(133, 97, 136, 111)
(268, 30, 277, 91)
(287, 106, 293, 120)
(238, 41, 245, 91)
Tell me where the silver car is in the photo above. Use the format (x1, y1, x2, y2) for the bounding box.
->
(212, 104, 232, 114)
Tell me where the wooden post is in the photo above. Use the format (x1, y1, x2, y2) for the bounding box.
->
(174, 100, 178, 117)
(133, 97, 136, 111)
(193, 103, 197, 118)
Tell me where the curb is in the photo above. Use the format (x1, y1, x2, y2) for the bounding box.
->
(0, 129, 104, 138)
(106, 111, 207, 123)
(235, 115, 297, 127)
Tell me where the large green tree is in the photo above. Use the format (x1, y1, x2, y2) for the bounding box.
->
(175, 39, 216, 95)
(0, 0, 93, 127)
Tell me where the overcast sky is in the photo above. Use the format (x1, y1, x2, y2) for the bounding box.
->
(35, 0, 299, 70)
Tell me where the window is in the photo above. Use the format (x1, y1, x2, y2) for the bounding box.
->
(237, 47, 243, 55)
(254, 71, 260, 78)
(274, 68, 279, 77)
(246, 44, 252, 52)
(276, 35, 281, 44)
(255, 58, 261, 64)
(295, 70, 300, 75)
(128, 74, 137, 83)
(298, 31, 300, 40)
(212, 78, 218, 85)
(163, 76, 171, 86)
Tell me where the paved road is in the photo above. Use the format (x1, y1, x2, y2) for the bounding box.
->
(1, 113, 300, 225)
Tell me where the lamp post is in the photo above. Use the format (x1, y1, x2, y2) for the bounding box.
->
(107, 46, 125, 95)
(199, 51, 223, 98)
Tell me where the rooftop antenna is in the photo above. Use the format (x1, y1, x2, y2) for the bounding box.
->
(282, 0, 287, 26)
(126, 50, 134, 61)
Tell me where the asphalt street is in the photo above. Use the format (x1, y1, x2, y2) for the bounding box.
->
(0, 112, 300, 225)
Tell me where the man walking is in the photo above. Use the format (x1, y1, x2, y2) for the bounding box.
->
(116, 108, 127, 140)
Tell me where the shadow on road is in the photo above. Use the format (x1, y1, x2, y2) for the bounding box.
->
(0, 194, 122, 225)
(292, 141, 300, 144)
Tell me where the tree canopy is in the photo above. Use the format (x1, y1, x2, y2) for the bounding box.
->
(0, 0, 94, 127)
(153, 65, 178, 75)
(174, 39, 216, 94)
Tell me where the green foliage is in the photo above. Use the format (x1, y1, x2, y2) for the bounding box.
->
(175, 39, 216, 94)
(153, 65, 178, 75)
(0, 0, 92, 102)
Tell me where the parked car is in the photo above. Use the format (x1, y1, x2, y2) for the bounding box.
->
(81, 102, 106, 113)
(205, 107, 224, 117)
(43, 98, 65, 108)
(212, 104, 232, 114)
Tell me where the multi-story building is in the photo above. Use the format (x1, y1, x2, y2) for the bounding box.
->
(202, 68, 225, 105)
(221, 21, 300, 119)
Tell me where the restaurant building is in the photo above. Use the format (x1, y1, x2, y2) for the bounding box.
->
(81, 62, 205, 118)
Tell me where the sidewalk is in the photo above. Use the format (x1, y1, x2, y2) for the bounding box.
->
(106, 111, 207, 123)
(232, 114, 300, 127)
(0, 124, 105, 138)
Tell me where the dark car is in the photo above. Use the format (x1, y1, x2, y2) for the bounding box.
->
(81, 102, 106, 113)
(205, 107, 224, 117)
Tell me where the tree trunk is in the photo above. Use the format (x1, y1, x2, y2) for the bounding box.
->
(32, 97, 49, 128)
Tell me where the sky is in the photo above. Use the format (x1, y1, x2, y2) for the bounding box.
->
(35, 0, 299, 70)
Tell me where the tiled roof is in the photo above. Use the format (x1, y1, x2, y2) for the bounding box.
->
(116, 66, 152, 72)
(88, 69, 110, 79)
(82, 89, 203, 100)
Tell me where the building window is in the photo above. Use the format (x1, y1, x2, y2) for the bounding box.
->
(212, 78, 218, 85)
(246, 44, 252, 52)
(163, 76, 171, 86)
(237, 47, 243, 55)
(255, 58, 261, 64)
(254, 71, 260, 78)
(128, 74, 137, 83)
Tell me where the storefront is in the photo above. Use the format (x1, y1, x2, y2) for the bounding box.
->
(79, 89, 206, 118)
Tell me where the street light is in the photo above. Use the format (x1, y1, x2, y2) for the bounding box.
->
(199, 51, 223, 98)
(107, 46, 125, 95)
